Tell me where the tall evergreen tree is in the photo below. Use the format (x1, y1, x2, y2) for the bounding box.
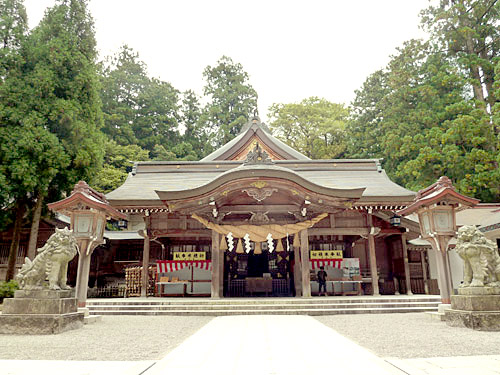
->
(100, 45, 180, 154)
(421, 0, 500, 112)
(201, 56, 258, 147)
(180, 90, 210, 158)
(0, 0, 105, 280)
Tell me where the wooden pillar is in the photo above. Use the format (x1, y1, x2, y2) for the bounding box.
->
(300, 230, 311, 298)
(401, 233, 413, 295)
(294, 246, 302, 297)
(367, 213, 379, 296)
(141, 215, 151, 297)
(367, 235, 379, 296)
(421, 250, 430, 294)
(211, 230, 221, 298)
(218, 238, 224, 297)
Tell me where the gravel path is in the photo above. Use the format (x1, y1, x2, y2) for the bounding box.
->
(0, 316, 213, 361)
(315, 313, 500, 359)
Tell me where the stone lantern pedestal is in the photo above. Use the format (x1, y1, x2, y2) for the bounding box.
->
(0, 289, 83, 334)
(445, 287, 500, 331)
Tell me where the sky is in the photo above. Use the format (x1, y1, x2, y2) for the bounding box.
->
(24, 0, 434, 121)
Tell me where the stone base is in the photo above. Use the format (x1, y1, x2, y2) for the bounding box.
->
(0, 312, 84, 334)
(458, 286, 500, 295)
(445, 309, 500, 331)
(451, 295, 500, 311)
(0, 288, 83, 334)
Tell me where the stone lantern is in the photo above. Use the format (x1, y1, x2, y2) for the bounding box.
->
(48, 181, 126, 307)
(398, 176, 479, 304)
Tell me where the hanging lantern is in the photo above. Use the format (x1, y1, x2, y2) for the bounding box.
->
(389, 214, 401, 227)
(254, 242, 262, 254)
(236, 238, 244, 254)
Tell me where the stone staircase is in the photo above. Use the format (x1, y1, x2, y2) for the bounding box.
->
(86, 296, 441, 316)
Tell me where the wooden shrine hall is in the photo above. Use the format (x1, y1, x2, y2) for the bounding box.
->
(105, 118, 430, 298)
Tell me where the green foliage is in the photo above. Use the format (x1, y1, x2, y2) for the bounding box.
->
(100, 45, 181, 153)
(346, 36, 500, 201)
(421, 0, 500, 108)
(201, 56, 258, 147)
(180, 90, 211, 158)
(0, 280, 19, 301)
(269, 97, 349, 159)
(92, 139, 149, 193)
(0, 0, 28, 77)
(0, 0, 106, 279)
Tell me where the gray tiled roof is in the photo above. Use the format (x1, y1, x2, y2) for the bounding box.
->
(106, 119, 415, 206)
(106, 161, 415, 205)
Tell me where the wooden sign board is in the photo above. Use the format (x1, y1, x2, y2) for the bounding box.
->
(173, 252, 206, 261)
(310, 250, 343, 259)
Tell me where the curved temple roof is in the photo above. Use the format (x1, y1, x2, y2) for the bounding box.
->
(106, 119, 416, 208)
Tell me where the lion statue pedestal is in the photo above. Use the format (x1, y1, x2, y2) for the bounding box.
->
(445, 225, 500, 331)
(0, 228, 84, 335)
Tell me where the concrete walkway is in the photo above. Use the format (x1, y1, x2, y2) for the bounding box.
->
(146, 315, 404, 375)
(2, 315, 500, 375)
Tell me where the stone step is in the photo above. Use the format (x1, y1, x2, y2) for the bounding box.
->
(87, 302, 439, 311)
(86, 297, 441, 306)
(88, 306, 438, 316)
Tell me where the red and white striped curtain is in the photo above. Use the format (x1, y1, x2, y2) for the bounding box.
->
(156, 260, 212, 273)
(309, 259, 343, 270)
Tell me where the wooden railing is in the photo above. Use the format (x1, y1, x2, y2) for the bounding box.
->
(0, 244, 27, 265)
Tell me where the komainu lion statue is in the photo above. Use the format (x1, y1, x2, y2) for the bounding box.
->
(456, 225, 500, 287)
(16, 227, 78, 290)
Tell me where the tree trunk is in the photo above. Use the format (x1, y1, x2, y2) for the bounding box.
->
(5, 202, 25, 281)
(27, 193, 44, 260)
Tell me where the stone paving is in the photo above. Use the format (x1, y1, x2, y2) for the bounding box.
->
(0, 313, 499, 374)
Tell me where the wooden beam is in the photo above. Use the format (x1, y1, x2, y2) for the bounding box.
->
(153, 229, 211, 237)
(218, 204, 299, 213)
(300, 230, 311, 298)
(309, 228, 369, 236)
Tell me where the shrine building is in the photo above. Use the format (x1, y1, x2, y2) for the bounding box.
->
(103, 118, 434, 298)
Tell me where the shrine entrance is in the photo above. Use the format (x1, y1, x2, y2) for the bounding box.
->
(224, 247, 296, 297)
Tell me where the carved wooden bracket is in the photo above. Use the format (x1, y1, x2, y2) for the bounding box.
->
(242, 188, 278, 202)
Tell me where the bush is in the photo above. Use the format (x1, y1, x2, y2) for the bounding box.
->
(0, 280, 19, 303)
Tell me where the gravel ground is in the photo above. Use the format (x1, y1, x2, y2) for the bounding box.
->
(0, 315, 213, 361)
(315, 313, 500, 359)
